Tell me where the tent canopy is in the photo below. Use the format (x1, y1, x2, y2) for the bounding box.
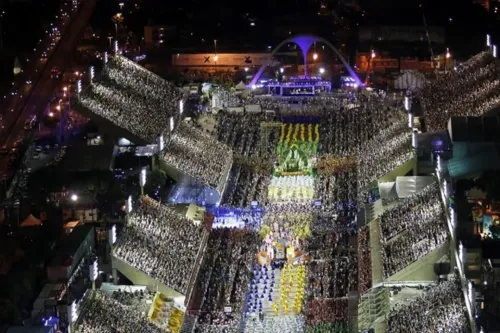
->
(235, 81, 247, 90)
(20, 214, 42, 227)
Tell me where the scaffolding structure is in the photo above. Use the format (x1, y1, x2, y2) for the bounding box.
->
(357, 287, 390, 331)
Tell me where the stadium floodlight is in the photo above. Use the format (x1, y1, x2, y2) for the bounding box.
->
(140, 169, 147, 188)
(89, 66, 94, 82)
(468, 281, 474, 305)
(459, 242, 464, 263)
(487, 34, 491, 47)
(158, 134, 164, 151)
(126, 195, 132, 213)
(104, 51, 108, 64)
(319, 67, 325, 74)
(179, 100, 184, 114)
(114, 40, 119, 53)
(404, 96, 410, 111)
(76, 79, 82, 94)
(494, 45, 498, 58)
(89, 259, 98, 281)
(109, 224, 116, 245)
(70, 301, 78, 323)
(170, 116, 175, 132)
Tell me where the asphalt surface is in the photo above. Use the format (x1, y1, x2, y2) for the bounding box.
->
(0, 0, 96, 175)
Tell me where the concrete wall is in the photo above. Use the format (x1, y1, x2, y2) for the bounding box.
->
(111, 255, 184, 298)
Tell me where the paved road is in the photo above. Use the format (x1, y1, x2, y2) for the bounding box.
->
(0, 0, 96, 175)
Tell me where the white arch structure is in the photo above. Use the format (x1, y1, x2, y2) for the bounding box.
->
(249, 34, 361, 86)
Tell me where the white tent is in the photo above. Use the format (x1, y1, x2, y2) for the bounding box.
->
(394, 71, 425, 90)
(235, 81, 247, 90)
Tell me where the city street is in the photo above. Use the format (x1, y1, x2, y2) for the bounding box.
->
(0, 0, 96, 177)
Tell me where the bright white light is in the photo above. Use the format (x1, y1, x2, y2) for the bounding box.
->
(126, 195, 132, 213)
(104, 51, 108, 64)
(244, 67, 249, 72)
(468, 281, 474, 305)
(313, 53, 318, 60)
(214, 55, 219, 62)
(487, 34, 491, 47)
(404, 96, 410, 111)
(170, 117, 175, 132)
(70, 194, 78, 202)
(77, 80, 82, 94)
(412, 131, 417, 148)
(353, 83, 358, 88)
(179, 100, 184, 114)
(279, 67, 284, 73)
(371, 50, 376, 58)
(459, 242, 463, 263)
(494, 45, 498, 58)
(319, 68, 325, 74)
(89, 66, 94, 81)
(408, 113, 413, 128)
(446, 48, 451, 59)
(114, 40, 118, 53)
(140, 169, 147, 187)
(158, 134, 164, 151)
(89, 260, 98, 281)
(443, 179, 448, 198)
(251, 84, 256, 90)
(437, 155, 441, 173)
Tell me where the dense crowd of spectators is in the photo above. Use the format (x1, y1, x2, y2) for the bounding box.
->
(77, 55, 183, 143)
(421, 50, 500, 132)
(74, 291, 164, 333)
(379, 182, 449, 278)
(163, 122, 233, 190)
(357, 120, 414, 203)
(114, 196, 208, 294)
(216, 112, 280, 158)
(305, 299, 348, 327)
(221, 165, 269, 207)
(307, 229, 357, 296)
(316, 171, 358, 217)
(319, 97, 403, 156)
(387, 275, 470, 333)
(358, 227, 372, 295)
(192, 228, 259, 333)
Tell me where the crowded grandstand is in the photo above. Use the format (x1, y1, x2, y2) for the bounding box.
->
(66, 46, 487, 333)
